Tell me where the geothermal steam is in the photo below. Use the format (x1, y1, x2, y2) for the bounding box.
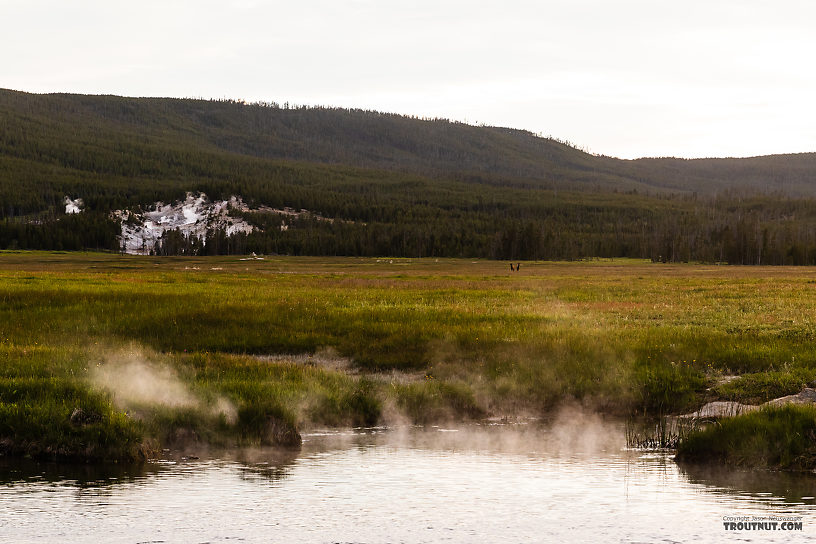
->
(90, 348, 236, 423)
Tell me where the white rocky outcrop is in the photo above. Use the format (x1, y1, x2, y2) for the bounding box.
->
(113, 193, 255, 255)
(65, 196, 83, 214)
(113, 193, 339, 255)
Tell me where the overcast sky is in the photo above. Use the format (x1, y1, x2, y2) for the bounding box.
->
(3, 0, 815, 159)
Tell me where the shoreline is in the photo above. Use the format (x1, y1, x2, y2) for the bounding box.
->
(1, 253, 815, 468)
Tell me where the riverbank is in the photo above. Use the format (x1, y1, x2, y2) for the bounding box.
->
(1, 252, 815, 462)
(676, 404, 816, 470)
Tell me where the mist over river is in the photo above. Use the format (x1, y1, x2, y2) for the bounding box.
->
(2, 423, 815, 543)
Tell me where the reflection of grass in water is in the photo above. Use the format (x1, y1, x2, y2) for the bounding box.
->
(0, 455, 162, 487)
(679, 457, 816, 501)
(2, 253, 816, 461)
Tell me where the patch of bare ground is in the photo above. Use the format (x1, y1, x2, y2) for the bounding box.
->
(250, 349, 432, 384)
(251, 348, 355, 373)
(682, 387, 816, 419)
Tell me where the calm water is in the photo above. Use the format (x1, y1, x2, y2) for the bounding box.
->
(2, 423, 815, 543)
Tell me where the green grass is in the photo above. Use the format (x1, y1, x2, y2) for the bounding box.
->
(0, 375, 147, 461)
(713, 369, 815, 404)
(676, 405, 816, 470)
(1, 252, 816, 462)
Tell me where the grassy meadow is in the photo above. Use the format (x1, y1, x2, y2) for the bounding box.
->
(1, 251, 816, 461)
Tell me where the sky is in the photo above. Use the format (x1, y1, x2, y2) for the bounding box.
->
(3, 0, 815, 159)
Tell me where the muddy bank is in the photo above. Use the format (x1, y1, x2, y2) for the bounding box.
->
(680, 387, 816, 419)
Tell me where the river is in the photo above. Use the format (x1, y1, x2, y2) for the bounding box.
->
(1, 423, 814, 543)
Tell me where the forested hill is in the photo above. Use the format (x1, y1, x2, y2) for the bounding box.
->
(3, 88, 816, 197)
(3, 88, 816, 264)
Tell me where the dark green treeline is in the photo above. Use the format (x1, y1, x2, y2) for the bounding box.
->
(8, 191, 816, 265)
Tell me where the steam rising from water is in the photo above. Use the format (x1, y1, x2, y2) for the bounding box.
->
(90, 347, 236, 423)
(87, 346, 621, 456)
(305, 403, 624, 460)
(547, 402, 624, 454)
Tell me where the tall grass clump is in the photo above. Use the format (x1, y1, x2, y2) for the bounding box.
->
(236, 402, 301, 447)
(676, 405, 816, 470)
(0, 380, 147, 461)
(390, 380, 483, 424)
(632, 358, 708, 415)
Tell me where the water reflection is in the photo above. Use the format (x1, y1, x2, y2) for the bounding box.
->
(1, 425, 814, 543)
(230, 446, 301, 483)
(679, 461, 816, 505)
(0, 456, 161, 488)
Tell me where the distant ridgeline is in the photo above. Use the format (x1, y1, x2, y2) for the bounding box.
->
(2, 88, 816, 263)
